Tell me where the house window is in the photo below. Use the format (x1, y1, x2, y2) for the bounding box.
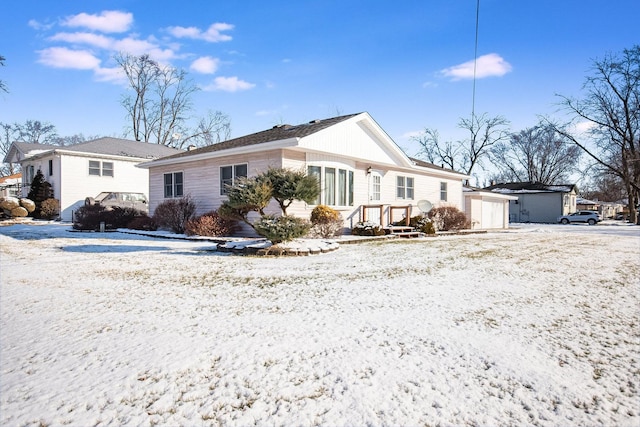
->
(308, 166, 321, 205)
(164, 172, 184, 198)
(324, 168, 336, 205)
(307, 165, 354, 207)
(89, 160, 113, 177)
(89, 161, 101, 176)
(25, 165, 35, 185)
(396, 176, 414, 200)
(440, 182, 448, 201)
(48, 160, 53, 176)
(102, 162, 114, 177)
(563, 195, 569, 206)
(220, 164, 248, 195)
(371, 174, 381, 201)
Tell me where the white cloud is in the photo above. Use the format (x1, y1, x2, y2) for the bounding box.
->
(50, 32, 114, 49)
(204, 76, 255, 92)
(422, 81, 438, 89)
(94, 66, 126, 84)
(441, 53, 512, 81)
(28, 19, 54, 31)
(167, 23, 233, 42)
(37, 47, 101, 69)
(573, 120, 596, 134)
(190, 56, 219, 74)
(62, 10, 133, 33)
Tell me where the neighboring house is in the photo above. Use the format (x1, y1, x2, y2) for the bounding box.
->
(463, 186, 518, 230)
(484, 182, 578, 223)
(576, 197, 600, 212)
(140, 112, 507, 234)
(0, 173, 22, 198)
(4, 138, 181, 221)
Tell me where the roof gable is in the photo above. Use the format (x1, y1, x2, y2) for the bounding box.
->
(155, 113, 361, 163)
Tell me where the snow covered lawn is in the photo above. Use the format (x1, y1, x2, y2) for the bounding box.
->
(1, 223, 639, 426)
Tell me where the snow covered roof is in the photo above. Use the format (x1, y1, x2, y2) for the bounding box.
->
(484, 182, 578, 195)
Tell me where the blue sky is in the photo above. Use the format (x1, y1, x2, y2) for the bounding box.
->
(2, 0, 638, 160)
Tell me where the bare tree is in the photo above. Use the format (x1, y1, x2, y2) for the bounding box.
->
(554, 45, 640, 223)
(490, 123, 582, 184)
(115, 53, 230, 149)
(413, 113, 510, 176)
(0, 122, 19, 176)
(15, 120, 58, 144)
(0, 55, 7, 94)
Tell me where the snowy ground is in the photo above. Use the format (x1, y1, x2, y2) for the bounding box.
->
(1, 221, 639, 426)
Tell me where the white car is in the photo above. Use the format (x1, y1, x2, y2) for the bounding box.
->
(557, 210, 602, 225)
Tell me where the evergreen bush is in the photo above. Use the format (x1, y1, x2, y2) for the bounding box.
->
(351, 221, 385, 236)
(309, 205, 343, 238)
(253, 215, 311, 244)
(27, 170, 54, 218)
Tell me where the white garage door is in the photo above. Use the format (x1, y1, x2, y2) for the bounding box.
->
(481, 200, 504, 229)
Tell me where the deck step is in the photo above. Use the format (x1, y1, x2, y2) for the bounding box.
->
(389, 231, 424, 238)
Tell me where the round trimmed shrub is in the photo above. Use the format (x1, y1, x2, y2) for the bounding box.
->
(253, 215, 311, 244)
(309, 205, 343, 238)
(351, 221, 385, 236)
(185, 210, 239, 237)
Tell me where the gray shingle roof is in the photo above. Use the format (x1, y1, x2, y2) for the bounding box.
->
(64, 137, 182, 159)
(484, 182, 578, 194)
(157, 113, 362, 161)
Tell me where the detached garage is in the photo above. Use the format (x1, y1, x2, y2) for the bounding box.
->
(464, 187, 518, 230)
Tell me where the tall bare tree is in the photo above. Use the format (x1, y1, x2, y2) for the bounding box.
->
(490, 123, 582, 184)
(0, 54, 7, 94)
(115, 53, 231, 149)
(413, 113, 510, 177)
(554, 45, 640, 224)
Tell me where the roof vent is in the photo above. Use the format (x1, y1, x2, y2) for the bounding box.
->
(187, 145, 196, 151)
(309, 119, 321, 124)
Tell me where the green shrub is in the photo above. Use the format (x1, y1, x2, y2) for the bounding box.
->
(253, 215, 311, 244)
(351, 221, 385, 236)
(428, 206, 470, 231)
(309, 205, 343, 238)
(185, 210, 239, 237)
(153, 195, 196, 234)
(409, 214, 436, 234)
(39, 198, 60, 220)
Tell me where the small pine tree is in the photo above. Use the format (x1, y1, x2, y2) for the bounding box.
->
(260, 167, 320, 215)
(27, 169, 54, 218)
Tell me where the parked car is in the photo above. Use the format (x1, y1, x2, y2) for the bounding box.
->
(85, 192, 149, 213)
(557, 210, 602, 225)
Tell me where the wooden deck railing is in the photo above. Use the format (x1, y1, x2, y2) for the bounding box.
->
(360, 204, 413, 226)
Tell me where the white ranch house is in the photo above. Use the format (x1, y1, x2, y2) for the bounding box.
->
(140, 112, 513, 233)
(4, 138, 181, 221)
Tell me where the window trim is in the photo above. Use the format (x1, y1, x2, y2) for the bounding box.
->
(220, 163, 248, 195)
(440, 181, 448, 202)
(396, 175, 415, 200)
(88, 160, 114, 177)
(163, 171, 184, 198)
(307, 164, 354, 207)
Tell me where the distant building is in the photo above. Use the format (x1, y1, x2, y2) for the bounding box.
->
(0, 173, 22, 198)
(484, 182, 578, 223)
